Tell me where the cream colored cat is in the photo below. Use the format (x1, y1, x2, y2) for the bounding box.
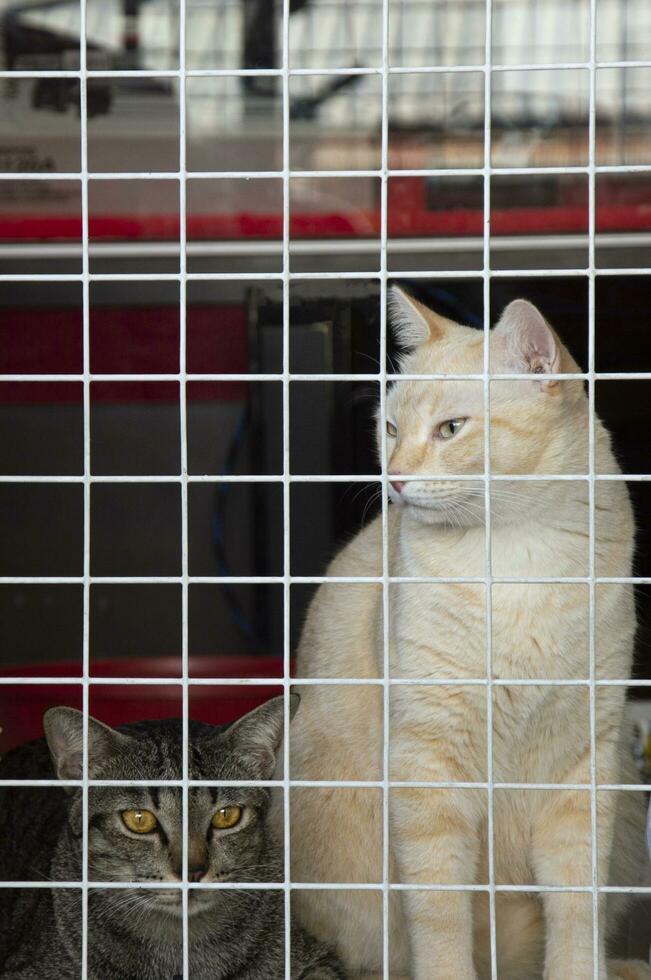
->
(285, 292, 650, 980)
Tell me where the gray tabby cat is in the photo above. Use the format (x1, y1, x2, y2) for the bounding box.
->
(0, 696, 345, 980)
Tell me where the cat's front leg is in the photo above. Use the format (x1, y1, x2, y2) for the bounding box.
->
(390, 787, 482, 980)
(292, 941, 349, 979)
(532, 786, 615, 980)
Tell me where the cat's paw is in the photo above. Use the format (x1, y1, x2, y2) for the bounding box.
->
(609, 960, 651, 980)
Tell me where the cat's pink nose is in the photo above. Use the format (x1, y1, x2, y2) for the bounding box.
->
(188, 865, 208, 883)
(388, 470, 405, 494)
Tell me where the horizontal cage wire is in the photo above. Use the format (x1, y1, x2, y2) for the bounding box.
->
(0, 0, 650, 979)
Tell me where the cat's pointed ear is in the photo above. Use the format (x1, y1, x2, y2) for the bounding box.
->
(225, 694, 299, 779)
(492, 299, 561, 382)
(44, 707, 133, 784)
(389, 286, 447, 349)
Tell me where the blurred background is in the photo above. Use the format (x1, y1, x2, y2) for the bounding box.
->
(0, 0, 649, 775)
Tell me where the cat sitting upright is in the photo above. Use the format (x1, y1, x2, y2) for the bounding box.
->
(286, 292, 650, 980)
(0, 696, 345, 980)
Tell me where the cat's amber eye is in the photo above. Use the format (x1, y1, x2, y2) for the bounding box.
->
(212, 805, 243, 830)
(386, 420, 398, 438)
(438, 418, 467, 440)
(121, 809, 158, 834)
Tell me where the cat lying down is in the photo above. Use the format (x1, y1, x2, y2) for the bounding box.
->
(0, 697, 345, 980)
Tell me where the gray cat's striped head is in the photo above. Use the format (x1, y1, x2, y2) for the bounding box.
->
(43, 696, 297, 930)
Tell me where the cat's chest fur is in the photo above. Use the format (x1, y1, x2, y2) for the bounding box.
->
(391, 516, 588, 682)
(386, 501, 634, 786)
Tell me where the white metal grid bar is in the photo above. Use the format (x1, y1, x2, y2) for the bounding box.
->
(4, 163, 651, 179)
(79, 0, 91, 971)
(380, 0, 390, 968)
(282, 0, 293, 970)
(0, 678, 649, 689)
(2, 373, 651, 381)
(2, 576, 650, 584)
(0, 881, 651, 895)
(3, 474, 651, 482)
(482, 1, 498, 974)
(3, 269, 651, 281)
(0, 266, 651, 282)
(178, 0, 191, 971)
(587, 0, 600, 972)
(1, 777, 649, 790)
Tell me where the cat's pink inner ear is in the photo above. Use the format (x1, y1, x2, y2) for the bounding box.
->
(389, 286, 445, 349)
(492, 299, 560, 376)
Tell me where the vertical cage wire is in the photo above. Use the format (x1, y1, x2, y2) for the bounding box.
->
(80, 0, 90, 972)
(481, 0, 498, 975)
(587, 0, 600, 972)
(179, 0, 191, 972)
(282, 0, 293, 970)
(379, 0, 391, 970)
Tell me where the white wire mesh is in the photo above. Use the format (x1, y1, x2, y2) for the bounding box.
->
(0, 0, 650, 979)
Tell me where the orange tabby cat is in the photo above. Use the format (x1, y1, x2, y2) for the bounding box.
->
(285, 292, 650, 979)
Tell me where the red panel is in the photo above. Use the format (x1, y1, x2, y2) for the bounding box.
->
(0, 217, 83, 239)
(0, 655, 286, 753)
(89, 215, 180, 240)
(0, 380, 82, 405)
(90, 305, 180, 375)
(1, 304, 249, 402)
(90, 379, 179, 404)
(2, 202, 651, 241)
(0, 306, 83, 374)
(185, 304, 248, 380)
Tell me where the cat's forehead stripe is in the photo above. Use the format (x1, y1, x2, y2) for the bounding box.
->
(153, 729, 171, 777)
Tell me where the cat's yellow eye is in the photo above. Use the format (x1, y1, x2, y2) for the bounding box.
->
(121, 809, 158, 834)
(212, 805, 243, 830)
(386, 420, 398, 438)
(438, 418, 467, 440)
